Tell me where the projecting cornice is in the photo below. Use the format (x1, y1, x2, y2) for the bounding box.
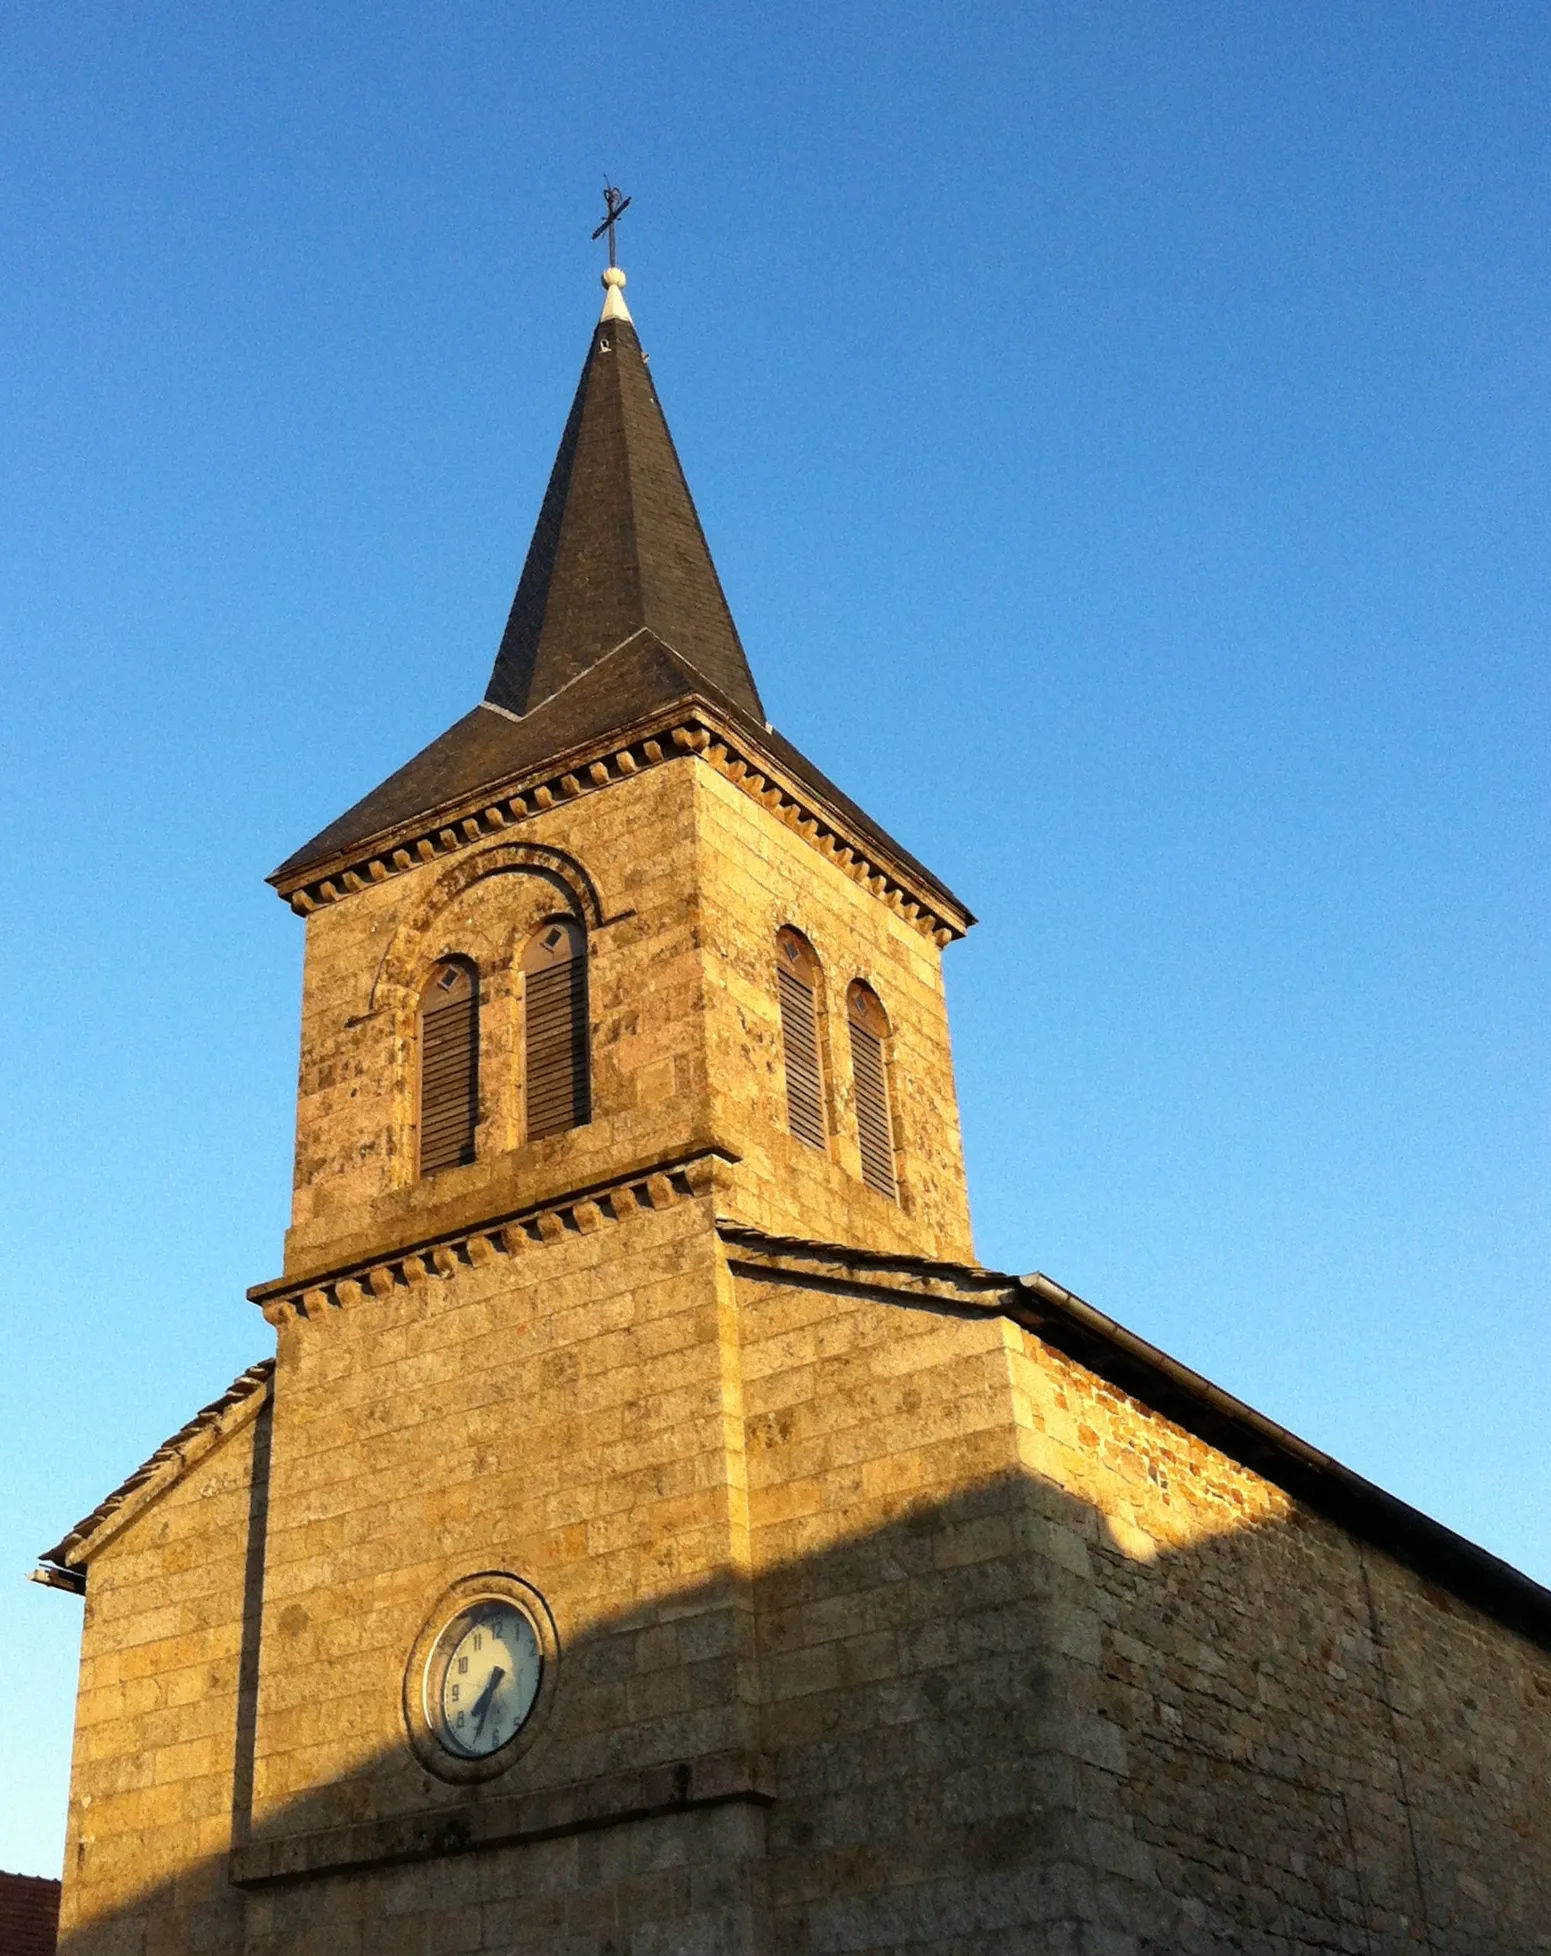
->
(270, 691, 973, 948)
(246, 1148, 737, 1330)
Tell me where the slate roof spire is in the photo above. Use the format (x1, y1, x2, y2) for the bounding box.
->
(273, 258, 973, 913)
(484, 263, 763, 722)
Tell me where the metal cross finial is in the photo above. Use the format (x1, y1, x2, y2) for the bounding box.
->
(591, 181, 632, 268)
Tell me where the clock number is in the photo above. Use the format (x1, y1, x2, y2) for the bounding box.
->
(449, 1684, 459, 1703)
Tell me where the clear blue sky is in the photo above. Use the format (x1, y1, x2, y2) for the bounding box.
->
(2, 1, 1546, 1878)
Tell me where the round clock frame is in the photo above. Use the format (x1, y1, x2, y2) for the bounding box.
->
(403, 1571, 559, 1783)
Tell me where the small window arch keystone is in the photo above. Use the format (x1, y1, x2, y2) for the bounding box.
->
(418, 958, 479, 1176)
(522, 919, 590, 1140)
(777, 927, 827, 1150)
(847, 981, 897, 1199)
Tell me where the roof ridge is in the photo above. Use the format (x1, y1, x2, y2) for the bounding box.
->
(484, 625, 709, 728)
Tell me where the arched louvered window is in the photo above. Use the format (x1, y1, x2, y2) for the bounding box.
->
(847, 982, 897, 1199)
(776, 927, 827, 1150)
(522, 919, 590, 1140)
(418, 959, 479, 1175)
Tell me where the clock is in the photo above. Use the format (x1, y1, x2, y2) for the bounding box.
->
(424, 1596, 542, 1757)
(405, 1573, 557, 1780)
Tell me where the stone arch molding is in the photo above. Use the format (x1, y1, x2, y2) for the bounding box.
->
(371, 842, 606, 1015)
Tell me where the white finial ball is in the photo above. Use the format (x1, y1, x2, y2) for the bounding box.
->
(602, 266, 627, 289)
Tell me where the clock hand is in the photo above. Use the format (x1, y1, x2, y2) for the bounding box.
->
(471, 1665, 506, 1735)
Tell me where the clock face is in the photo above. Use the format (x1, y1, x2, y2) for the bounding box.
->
(424, 1597, 543, 1759)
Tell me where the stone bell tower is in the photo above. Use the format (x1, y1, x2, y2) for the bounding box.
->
(38, 252, 1551, 1956)
(270, 261, 975, 1291)
(120, 256, 974, 1950)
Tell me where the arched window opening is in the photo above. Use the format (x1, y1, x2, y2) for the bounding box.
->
(847, 982, 897, 1199)
(522, 919, 590, 1140)
(777, 927, 827, 1150)
(419, 959, 479, 1175)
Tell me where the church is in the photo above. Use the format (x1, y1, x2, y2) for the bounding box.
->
(36, 249, 1551, 1955)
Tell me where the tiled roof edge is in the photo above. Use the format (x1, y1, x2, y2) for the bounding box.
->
(34, 1360, 274, 1587)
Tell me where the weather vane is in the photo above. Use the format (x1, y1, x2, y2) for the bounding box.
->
(591, 181, 632, 268)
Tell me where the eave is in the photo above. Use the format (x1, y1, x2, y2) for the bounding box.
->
(269, 693, 975, 947)
(32, 1361, 274, 1593)
(718, 1225, 1551, 1656)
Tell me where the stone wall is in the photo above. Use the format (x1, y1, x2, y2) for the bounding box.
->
(284, 758, 715, 1277)
(739, 1262, 1551, 1954)
(57, 1394, 266, 1956)
(283, 754, 972, 1283)
(692, 762, 974, 1264)
(57, 1218, 1551, 1956)
(242, 1187, 768, 1951)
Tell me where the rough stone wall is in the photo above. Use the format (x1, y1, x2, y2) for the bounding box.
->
(738, 1270, 1125, 1954)
(56, 1235, 1551, 1956)
(1004, 1326, 1551, 1951)
(243, 1800, 765, 1956)
(56, 1398, 267, 1956)
(739, 1270, 1551, 1954)
(284, 758, 716, 1277)
(284, 753, 972, 1283)
(692, 764, 974, 1265)
(243, 1188, 768, 1952)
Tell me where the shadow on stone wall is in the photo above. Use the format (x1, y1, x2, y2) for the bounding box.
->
(62, 1450, 1551, 1956)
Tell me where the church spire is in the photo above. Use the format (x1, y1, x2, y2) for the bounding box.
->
(484, 253, 762, 722)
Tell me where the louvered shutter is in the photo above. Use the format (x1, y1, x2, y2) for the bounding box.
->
(523, 922, 590, 1140)
(419, 962, 478, 1174)
(847, 985, 896, 1199)
(777, 930, 827, 1149)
